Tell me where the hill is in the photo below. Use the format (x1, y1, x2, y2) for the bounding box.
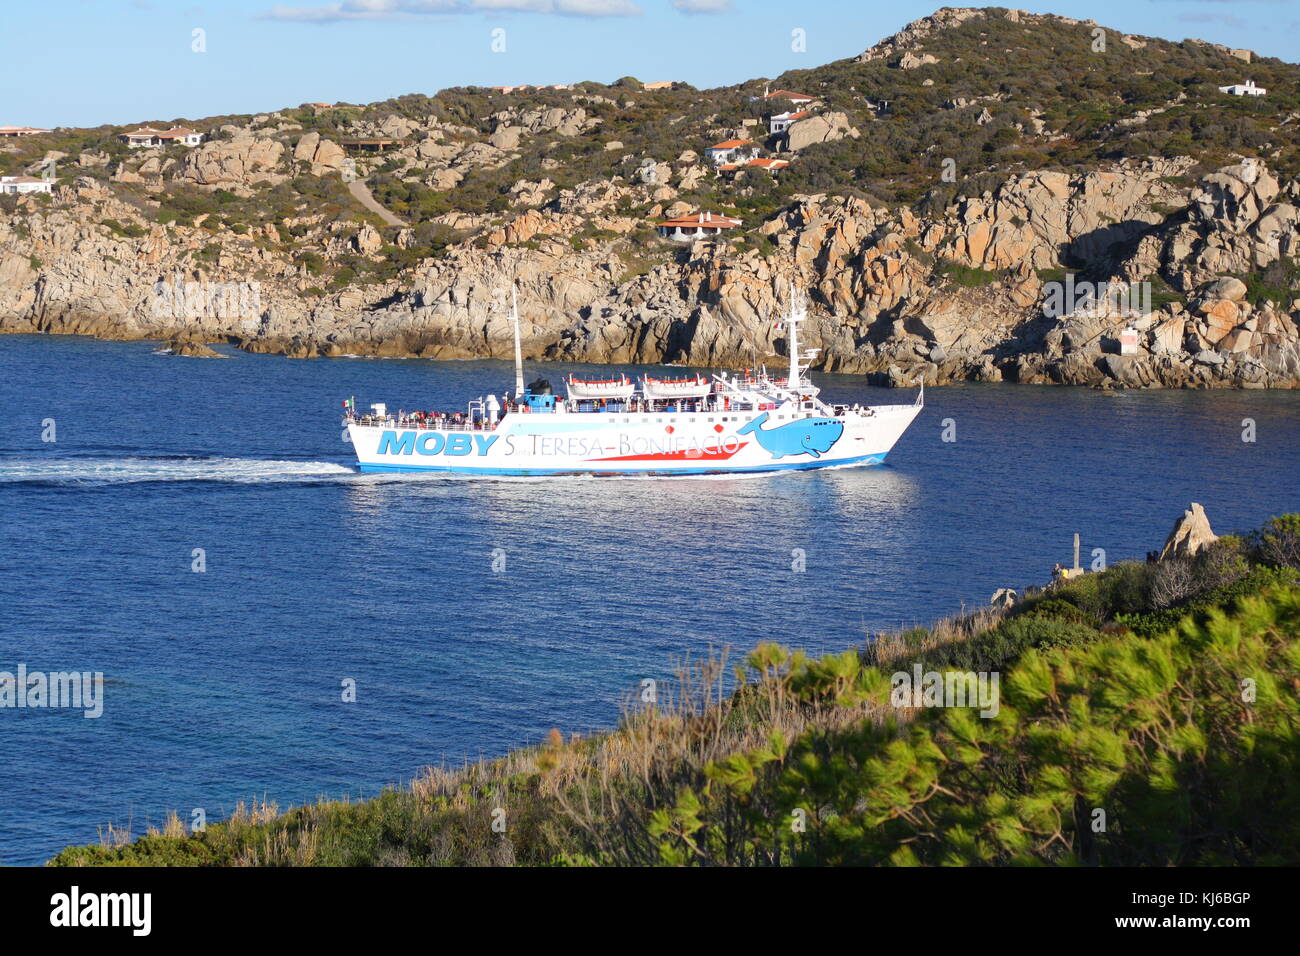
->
(2, 6, 1299, 387)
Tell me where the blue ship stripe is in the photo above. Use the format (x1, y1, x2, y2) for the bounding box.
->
(356, 453, 887, 476)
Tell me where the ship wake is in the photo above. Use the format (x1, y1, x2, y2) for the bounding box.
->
(0, 455, 355, 486)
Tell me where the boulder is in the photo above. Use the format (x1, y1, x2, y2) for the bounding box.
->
(174, 134, 286, 190)
(162, 334, 226, 358)
(292, 131, 345, 173)
(1158, 503, 1219, 560)
(990, 588, 1017, 609)
(784, 112, 860, 152)
(488, 126, 524, 150)
(352, 223, 382, 256)
(897, 52, 939, 69)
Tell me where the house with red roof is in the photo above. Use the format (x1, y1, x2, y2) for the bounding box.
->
(655, 211, 742, 243)
(705, 138, 759, 166)
(764, 88, 815, 105)
(120, 126, 204, 149)
(717, 157, 791, 178)
(768, 109, 813, 135)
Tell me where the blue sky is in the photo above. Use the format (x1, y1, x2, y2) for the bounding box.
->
(1, 0, 1296, 128)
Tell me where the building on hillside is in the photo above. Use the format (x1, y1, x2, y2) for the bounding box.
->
(341, 138, 400, 152)
(721, 157, 790, 174)
(490, 84, 571, 93)
(763, 88, 815, 105)
(717, 157, 791, 179)
(0, 126, 51, 138)
(1218, 79, 1267, 96)
(655, 211, 742, 242)
(642, 81, 680, 90)
(0, 175, 53, 194)
(768, 109, 812, 135)
(120, 127, 204, 148)
(705, 138, 759, 166)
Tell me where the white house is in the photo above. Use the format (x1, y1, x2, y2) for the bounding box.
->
(768, 109, 812, 135)
(0, 175, 53, 194)
(655, 211, 742, 242)
(1219, 79, 1267, 97)
(705, 138, 759, 166)
(0, 126, 51, 138)
(120, 127, 204, 148)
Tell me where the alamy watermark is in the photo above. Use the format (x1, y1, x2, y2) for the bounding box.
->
(1042, 275, 1152, 319)
(50, 886, 150, 936)
(1, 665, 103, 718)
(151, 275, 261, 321)
(891, 664, 1000, 718)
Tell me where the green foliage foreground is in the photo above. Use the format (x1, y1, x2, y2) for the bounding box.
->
(50, 518, 1300, 867)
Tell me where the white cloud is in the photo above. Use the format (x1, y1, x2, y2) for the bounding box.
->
(470, 0, 641, 15)
(261, 0, 462, 21)
(672, 0, 733, 13)
(260, 0, 641, 20)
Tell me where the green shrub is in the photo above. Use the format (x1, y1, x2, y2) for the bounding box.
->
(1250, 514, 1300, 570)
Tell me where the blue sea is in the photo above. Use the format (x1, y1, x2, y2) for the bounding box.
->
(1, 333, 1297, 865)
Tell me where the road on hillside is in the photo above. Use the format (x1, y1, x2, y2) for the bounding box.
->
(347, 179, 406, 228)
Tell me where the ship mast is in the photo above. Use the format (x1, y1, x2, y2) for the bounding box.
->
(783, 283, 821, 396)
(511, 284, 525, 398)
(787, 281, 804, 390)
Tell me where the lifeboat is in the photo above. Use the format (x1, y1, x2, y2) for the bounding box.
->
(640, 375, 712, 400)
(566, 374, 635, 400)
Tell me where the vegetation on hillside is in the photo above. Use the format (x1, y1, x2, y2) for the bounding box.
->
(4, 8, 1298, 296)
(49, 514, 1300, 867)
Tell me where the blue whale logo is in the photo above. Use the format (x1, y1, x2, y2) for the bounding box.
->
(736, 412, 844, 459)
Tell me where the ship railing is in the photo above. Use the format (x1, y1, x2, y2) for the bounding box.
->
(349, 415, 497, 432)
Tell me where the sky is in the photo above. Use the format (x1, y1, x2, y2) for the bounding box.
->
(1, 0, 1296, 129)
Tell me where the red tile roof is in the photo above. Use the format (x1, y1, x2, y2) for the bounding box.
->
(122, 127, 200, 138)
(656, 212, 742, 228)
(707, 139, 753, 150)
(765, 89, 813, 100)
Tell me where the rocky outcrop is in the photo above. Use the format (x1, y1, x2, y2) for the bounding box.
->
(897, 52, 939, 70)
(174, 134, 287, 191)
(3, 152, 1299, 389)
(857, 7, 986, 63)
(990, 588, 1018, 609)
(783, 112, 860, 152)
(161, 333, 226, 358)
(857, 7, 1093, 63)
(292, 132, 346, 174)
(1159, 503, 1219, 560)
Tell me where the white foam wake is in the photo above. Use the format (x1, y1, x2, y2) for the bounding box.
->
(0, 457, 355, 485)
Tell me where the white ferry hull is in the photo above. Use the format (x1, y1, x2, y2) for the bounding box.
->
(347, 404, 922, 477)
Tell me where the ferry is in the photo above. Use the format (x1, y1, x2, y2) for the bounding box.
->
(343, 287, 923, 477)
